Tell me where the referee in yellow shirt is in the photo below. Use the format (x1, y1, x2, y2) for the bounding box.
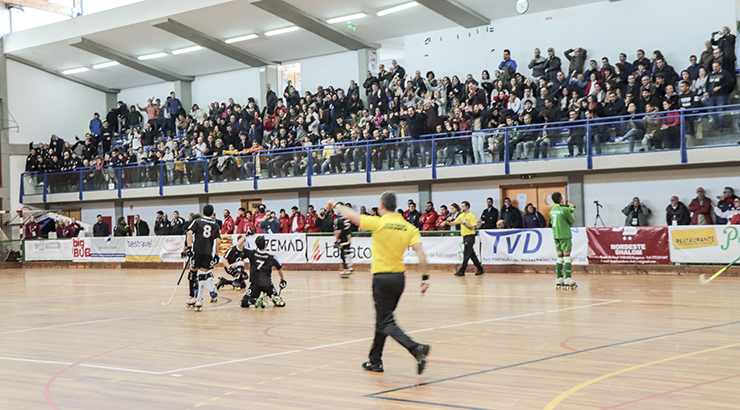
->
(327, 191, 431, 375)
(446, 201, 484, 276)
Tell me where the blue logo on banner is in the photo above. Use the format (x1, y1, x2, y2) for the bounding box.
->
(483, 229, 543, 254)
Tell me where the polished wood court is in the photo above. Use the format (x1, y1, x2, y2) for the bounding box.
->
(1, 268, 739, 410)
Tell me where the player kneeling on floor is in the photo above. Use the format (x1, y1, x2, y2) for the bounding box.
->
(181, 205, 221, 311)
(240, 235, 287, 309)
(218, 235, 249, 290)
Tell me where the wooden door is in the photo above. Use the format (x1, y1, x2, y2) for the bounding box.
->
(60, 209, 82, 221)
(242, 199, 262, 212)
(501, 183, 568, 226)
(102, 216, 112, 235)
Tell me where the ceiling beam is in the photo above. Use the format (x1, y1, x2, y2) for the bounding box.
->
(151, 18, 272, 67)
(415, 0, 489, 28)
(5, 0, 77, 17)
(6, 54, 120, 94)
(250, 0, 376, 50)
(69, 37, 194, 82)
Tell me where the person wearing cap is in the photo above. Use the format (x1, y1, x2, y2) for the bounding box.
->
(89, 113, 102, 137)
(93, 215, 110, 237)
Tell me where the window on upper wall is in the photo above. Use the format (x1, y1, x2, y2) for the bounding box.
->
(7, 0, 146, 33)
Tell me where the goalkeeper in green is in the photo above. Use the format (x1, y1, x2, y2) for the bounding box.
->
(550, 192, 577, 289)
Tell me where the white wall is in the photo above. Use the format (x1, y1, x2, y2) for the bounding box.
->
(289, 51, 359, 95)
(123, 197, 200, 227)
(8, 60, 106, 144)
(404, 0, 736, 80)
(309, 185, 419, 213)
(583, 166, 740, 227)
(192, 68, 261, 107)
(117, 81, 174, 108)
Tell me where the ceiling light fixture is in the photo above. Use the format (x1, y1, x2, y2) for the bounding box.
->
(172, 45, 203, 55)
(377, 2, 419, 17)
(264, 26, 299, 37)
(327, 13, 367, 24)
(225, 34, 259, 44)
(62, 67, 89, 75)
(137, 52, 168, 60)
(92, 61, 120, 69)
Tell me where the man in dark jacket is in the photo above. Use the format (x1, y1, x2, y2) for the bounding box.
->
(362, 71, 378, 96)
(316, 208, 335, 233)
(133, 214, 150, 236)
(93, 215, 110, 237)
(666, 196, 691, 226)
(480, 198, 499, 229)
(706, 61, 733, 128)
(544, 48, 562, 80)
(265, 84, 278, 115)
(500, 198, 523, 228)
(711, 27, 736, 68)
(715, 187, 738, 224)
(652, 58, 679, 86)
(405, 202, 422, 229)
(400, 107, 428, 168)
(564, 47, 587, 75)
(170, 210, 186, 235)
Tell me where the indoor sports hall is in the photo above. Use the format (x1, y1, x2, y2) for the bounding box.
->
(2, 0, 740, 409)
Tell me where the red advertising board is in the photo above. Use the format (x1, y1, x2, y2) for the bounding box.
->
(587, 227, 670, 265)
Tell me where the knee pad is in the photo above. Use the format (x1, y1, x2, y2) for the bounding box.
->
(188, 270, 198, 280)
(563, 256, 572, 264)
(198, 272, 213, 281)
(556, 258, 564, 264)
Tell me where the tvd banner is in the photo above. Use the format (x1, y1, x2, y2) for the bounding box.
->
(479, 228, 589, 265)
(587, 227, 670, 265)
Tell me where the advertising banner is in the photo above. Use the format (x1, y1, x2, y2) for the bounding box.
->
(308, 236, 374, 264)
(25, 240, 73, 261)
(669, 225, 740, 263)
(402, 236, 478, 265)
(246, 233, 307, 264)
(90, 237, 126, 262)
(125, 237, 162, 262)
(587, 227, 670, 265)
(72, 238, 92, 262)
(479, 228, 588, 265)
(160, 235, 187, 263)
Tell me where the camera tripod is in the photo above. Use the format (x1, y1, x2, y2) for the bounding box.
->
(594, 201, 605, 227)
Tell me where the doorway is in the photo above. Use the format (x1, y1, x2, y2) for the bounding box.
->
(281, 63, 301, 94)
(501, 183, 568, 226)
(59, 209, 82, 221)
(241, 199, 263, 213)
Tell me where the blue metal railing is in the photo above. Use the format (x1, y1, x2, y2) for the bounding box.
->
(20, 104, 740, 203)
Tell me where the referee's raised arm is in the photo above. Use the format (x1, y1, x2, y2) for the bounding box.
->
(327, 200, 361, 226)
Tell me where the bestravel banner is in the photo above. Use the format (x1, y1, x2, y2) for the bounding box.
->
(669, 225, 740, 263)
(479, 228, 589, 265)
(125, 237, 162, 262)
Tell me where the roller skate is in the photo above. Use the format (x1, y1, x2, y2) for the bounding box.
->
(210, 291, 218, 303)
(239, 296, 251, 308)
(255, 295, 267, 309)
(186, 297, 197, 309)
(216, 277, 228, 290)
(555, 277, 564, 290)
(194, 299, 203, 312)
(563, 277, 577, 290)
(272, 295, 285, 307)
(341, 267, 353, 279)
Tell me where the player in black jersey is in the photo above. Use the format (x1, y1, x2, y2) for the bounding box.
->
(334, 202, 354, 278)
(217, 235, 249, 290)
(181, 205, 221, 311)
(239, 236, 287, 309)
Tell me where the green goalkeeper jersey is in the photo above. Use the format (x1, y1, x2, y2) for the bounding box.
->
(550, 204, 575, 240)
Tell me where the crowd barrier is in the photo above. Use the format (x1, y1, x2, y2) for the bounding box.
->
(20, 226, 737, 265)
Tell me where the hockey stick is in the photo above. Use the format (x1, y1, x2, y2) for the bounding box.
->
(161, 257, 191, 306)
(699, 254, 740, 285)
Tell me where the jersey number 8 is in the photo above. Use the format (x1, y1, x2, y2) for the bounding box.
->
(203, 225, 212, 238)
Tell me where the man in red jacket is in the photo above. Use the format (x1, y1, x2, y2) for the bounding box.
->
(419, 201, 439, 231)
(305, 205, 320, 233)
(436, 205, 450, 231)
(234, 208, 248, 234)
(253, 206, 266, 233)
(289, 206, 306, 233)
(688, 187, 713, 225)
(24, 216, 40, 239)
(278, 209, 291, 233)
(221, 209, 235, 235)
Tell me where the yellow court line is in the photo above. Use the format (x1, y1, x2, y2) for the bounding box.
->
(543, 341, 740, 410)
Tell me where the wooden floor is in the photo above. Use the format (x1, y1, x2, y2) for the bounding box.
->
(1, 268, 739, 410)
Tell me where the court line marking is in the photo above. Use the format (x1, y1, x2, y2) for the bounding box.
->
(0, 289, 135, 304)
(543, 341, 740, 410)
(0, 316, 136, 336)
(440, 312, 545, 328)
(158, 350, 302, 374)
(547, 300, 621, 313)
(365, 319, 740, 406)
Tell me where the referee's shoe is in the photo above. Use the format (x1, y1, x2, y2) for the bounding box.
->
(414, 344, 430, 375)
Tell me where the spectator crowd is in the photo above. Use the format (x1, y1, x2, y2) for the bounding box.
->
(24, 28, 737, 192)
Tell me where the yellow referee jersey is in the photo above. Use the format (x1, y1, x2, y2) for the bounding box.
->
(360, 213, 421, 274)
(454, 211, 477, 236)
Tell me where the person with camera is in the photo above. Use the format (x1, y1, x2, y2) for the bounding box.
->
(316, 207, 336, 233)
(622, 197, 651, 226)
(259, 211, 282, 234)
